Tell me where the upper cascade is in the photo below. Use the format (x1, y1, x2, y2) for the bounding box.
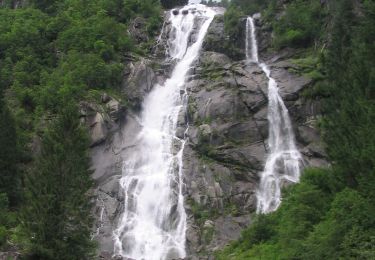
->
(245, 16, 303, 213)
(246, 17, 259, 63)
(113, 4, 216, 260)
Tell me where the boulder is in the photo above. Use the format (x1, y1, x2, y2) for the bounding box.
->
(200, 52, 231, 67)
(106, 99, 125, 122)
(90, 113, 108, 147)
(122, 59, 156, 109)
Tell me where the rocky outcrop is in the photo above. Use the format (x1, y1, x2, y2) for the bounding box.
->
(90, 10, 328, 259)
(80, 94, 126, 148)
(122, 59, 158, 110)
(180, 14, 329, 257)
(90, 108, 143, 259)
(203, 15, 244, 60)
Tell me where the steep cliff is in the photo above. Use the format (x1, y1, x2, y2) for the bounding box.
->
(182, 14, 328, 257)
(90, 8, 328, 258)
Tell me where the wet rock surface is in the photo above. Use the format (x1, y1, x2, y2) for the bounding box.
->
(90, 11, 329, 259)
(181, 15, 328, 257)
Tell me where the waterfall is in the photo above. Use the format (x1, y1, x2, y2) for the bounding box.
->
(246, 17, 259, 62)
(113, 5, 216, 260)
(245, 17, 302, 214)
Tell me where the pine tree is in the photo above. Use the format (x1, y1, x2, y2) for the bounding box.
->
(22, 103, 95, 260)
(0, 95, 20, 207)
(323, 0, 375, 195)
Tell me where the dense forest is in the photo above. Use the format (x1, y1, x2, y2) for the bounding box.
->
(0, 0, 165, 258)
(0, 0, 374, 259)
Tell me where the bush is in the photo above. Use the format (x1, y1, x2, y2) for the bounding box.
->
(0, 226, 7, 247)
(223, 5, 243, 38)
(230, 0, 272, 15)
(272, 0, 325, 48)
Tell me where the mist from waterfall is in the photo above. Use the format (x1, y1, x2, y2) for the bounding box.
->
(113, 5, 216, 260)
(245, 17, 302, 214)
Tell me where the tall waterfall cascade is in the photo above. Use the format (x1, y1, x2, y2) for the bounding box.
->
(245, 17, 302, 213)
(113, 5, 216, 260)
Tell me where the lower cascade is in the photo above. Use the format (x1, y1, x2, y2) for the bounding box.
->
(245, 17, 302, 213)
(113, 4, 216, 260)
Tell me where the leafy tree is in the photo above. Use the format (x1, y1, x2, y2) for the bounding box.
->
(231, 0, 271, 15)
(30, 0, 61, 14)
(272, 0, 326, 48)
(22, 103, 95, 259)
(223, 5, 243, 38)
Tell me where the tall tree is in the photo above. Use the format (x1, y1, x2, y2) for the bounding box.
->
(22, 103, 95, 259)
(0, 95, 20, 207)
(323, 0, 375, 189)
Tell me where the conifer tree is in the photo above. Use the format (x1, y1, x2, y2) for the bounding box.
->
(0, 95, 20, 207)
(323, 0, 375, 191)
(23, 103, 95, 260)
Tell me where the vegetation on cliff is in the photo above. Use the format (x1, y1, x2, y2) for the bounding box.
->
(22, 104, 95, 259)
(218, 0, 375, 258)
(0, 0, 374, 258)
(0, 0, 164, 257)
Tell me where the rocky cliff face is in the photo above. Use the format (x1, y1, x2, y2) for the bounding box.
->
(90, 12, 328, 259)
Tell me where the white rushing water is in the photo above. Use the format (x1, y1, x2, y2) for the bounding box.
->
(113, 5, 216, 259)
(245, 17, 302, 214)
(245, 16, 259, 63)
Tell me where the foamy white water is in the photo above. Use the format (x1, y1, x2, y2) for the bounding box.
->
(245, 17, 302, 214)
(246, 16, 259, 62)
(113, 5, 216, 259)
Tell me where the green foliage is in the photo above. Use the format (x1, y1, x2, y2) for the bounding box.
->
(188, 198, 218, 226)
(230, 0, 272, 15)
(0, 97, 20, 207)
(22, 104, 95, 259)
(0, 193, 10, 248)
(0, 0, 161, 114)
(0, 0, 162, 257)
(0, 226, 6, 247)
(30, 0, 61, 14)
(55, 13, 131, 56)
(38, 51, 123, 111)
(0, 193, 19, 250)
(217, 168, 342, 259)
(301, 189, 375, 259)
(220, 4, 247, 59)
(272, 0, 326, 48)
(223, 5, 243, 38)
(0, 8, 52, 93)
(323, 0, 375, 196)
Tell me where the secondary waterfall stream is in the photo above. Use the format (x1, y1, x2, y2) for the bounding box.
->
(245, 17, 302, 213)
(113, 5, 216, 259)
